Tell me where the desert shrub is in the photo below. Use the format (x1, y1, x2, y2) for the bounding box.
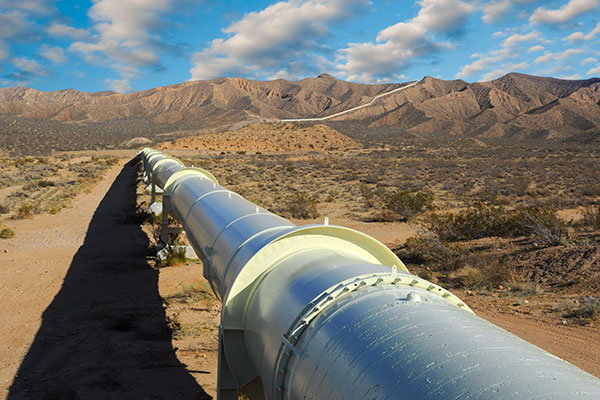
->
(396, 233, 465, 272)
(583, 205, 600, 230)
(17, 203, 38, 218)
(427, 204, 512, 241)
(359, 183, 375, 207)
(518, 207, 568, 246)
(37, 179, 54, 187)
(0, 202, 9, 214)
(0, 228, 15, 239)
(563, 297, 600, 322)
(172, 280, 216, 302)
(451, 255, 512, 289)
(161, 246, 187, 267)
(427, 204, 567, 245)
(279, 191, 319, 219)
(378, 189, 433, 221)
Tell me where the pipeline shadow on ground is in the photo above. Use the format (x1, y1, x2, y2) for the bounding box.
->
(8, 159, 211, 400)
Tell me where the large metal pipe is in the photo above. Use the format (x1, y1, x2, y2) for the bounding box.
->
(140, 148, 600, 400)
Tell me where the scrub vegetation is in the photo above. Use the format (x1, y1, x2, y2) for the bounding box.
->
(0, 155, 119, 219)
(171, 131, 599, 326)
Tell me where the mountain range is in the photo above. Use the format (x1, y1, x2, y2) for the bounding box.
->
(1, 72, 599, 154)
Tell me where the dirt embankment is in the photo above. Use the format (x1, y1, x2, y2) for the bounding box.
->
(159, 122, 360, 153)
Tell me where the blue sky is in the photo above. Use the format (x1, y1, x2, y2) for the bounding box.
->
(1, 0, 599, 93)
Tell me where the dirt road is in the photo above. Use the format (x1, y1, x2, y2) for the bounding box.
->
(0, 158, 209, 399)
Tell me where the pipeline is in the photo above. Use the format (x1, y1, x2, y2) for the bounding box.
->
(140, 148, 600, 400)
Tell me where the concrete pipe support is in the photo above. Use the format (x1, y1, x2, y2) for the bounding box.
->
(139, 148, 600, 400)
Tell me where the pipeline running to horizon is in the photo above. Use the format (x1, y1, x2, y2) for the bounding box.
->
(140, 148, 600, 400)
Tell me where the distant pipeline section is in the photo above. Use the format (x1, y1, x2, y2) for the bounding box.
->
(140, 148, 600, 400)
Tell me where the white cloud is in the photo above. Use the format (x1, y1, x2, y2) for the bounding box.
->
(105, 78, 132, 93)
(47, 23, 88, 40)
(530, 0, 599, 25)
(502, 31, 542, 50)
(456, 56, 494, 78)
(0, 0, 55, 15)
(70, 0, 170, 91)
(408, 0, 475, 33)
(528, 45, 544, 52)
(0, 10, 35, 40)
(482, 1, 511, 24)
(582, 57, 597, 64)
(535, 48, 584, 63)
(564, 22, 600, 42)
(456, 30, 542, 79)
(190, 0, 370, 81)
(11, 56, 49, 75)
(558, 73, 582, 79)
(335, 0, 475, 82)
(534, 53, 553, 64)
(588, 65, 600, 75)
(482, 0, 537, 24)
(39, 45, 66, 64)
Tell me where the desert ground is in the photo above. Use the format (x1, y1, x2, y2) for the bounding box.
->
(1, 122, 599, 398)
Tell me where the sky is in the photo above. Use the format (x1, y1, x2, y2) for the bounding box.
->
(1, 0, 599, 93)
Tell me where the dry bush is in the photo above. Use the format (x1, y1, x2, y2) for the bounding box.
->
(375, 189, 433, 222)
(427, 204, 510, 241)
(16, 203, 38, 219)
(450, 256, 512, 289)
(396, 233, 465, 272)
(277, 191, 319, 219)
(583, 205, 600, 230)
(160, 246, 187, 267)
(397, 232, 513, 289)
(521, 208, 568, 246)
(1, 227, 15, 239)
(427, 204, 567, 246)
(562, 297, 600, 323)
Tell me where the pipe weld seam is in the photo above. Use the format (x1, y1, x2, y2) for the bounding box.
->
(218, 225, 293, 292)
(209, 212, 290, 254)
(181, 189, 239, 232)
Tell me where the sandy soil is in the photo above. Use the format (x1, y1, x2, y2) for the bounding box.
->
(1, 157, 599, 400)
(159, 122, 359, 153)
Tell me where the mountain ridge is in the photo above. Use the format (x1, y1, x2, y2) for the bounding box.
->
(0, 72, 599, 154)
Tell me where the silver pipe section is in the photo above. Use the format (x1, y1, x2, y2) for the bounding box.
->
(140, 148, 600, 400)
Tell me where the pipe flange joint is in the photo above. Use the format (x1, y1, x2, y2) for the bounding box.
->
(271, 269, 473, 399)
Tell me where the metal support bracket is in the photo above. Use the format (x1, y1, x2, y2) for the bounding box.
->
(160, 194, 183, 246)
(151, 173, 157, 204)
(217, 325, 240, 400)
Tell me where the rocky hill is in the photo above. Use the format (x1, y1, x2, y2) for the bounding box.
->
(0, 72, 598, 154)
